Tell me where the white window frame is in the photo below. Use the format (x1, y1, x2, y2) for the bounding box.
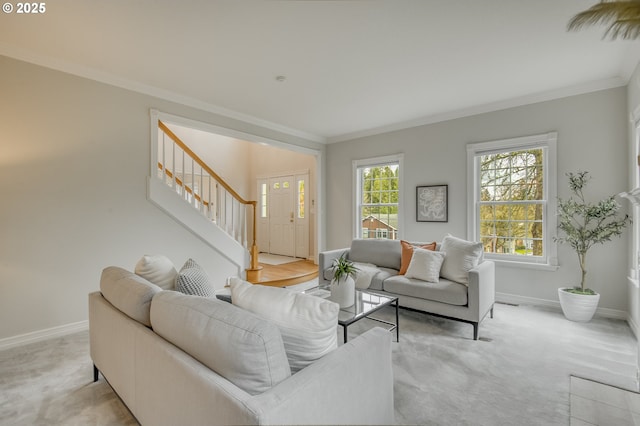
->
(353, 154, 404, 240)
(467, 132, 558, 270)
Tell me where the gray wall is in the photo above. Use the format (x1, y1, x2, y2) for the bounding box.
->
(0, 56, 321, 341)
(326, 87, 629, 312)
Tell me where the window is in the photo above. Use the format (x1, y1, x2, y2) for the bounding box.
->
(353, 154, 403, 240)
(467, 133, 557, 267)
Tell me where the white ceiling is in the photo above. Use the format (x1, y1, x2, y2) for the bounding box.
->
(2, 0, 640, 143)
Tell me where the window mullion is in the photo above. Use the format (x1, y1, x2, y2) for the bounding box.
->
(470, 138, 555, 262)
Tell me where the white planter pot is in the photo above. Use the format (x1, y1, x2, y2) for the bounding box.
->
(558, 288, 600, 322)
(330, 276, 355, 308)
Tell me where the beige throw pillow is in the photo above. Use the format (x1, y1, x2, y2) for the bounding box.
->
(439, 235, 483, 285)
(230, 277, 339, 373)
(404, 248, 445, 283)
(135, 254, 177, 290)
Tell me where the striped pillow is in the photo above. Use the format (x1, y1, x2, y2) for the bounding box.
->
(175, 258, 214, 297)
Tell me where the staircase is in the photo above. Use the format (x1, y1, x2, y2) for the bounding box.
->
(152, 120, 262, 281)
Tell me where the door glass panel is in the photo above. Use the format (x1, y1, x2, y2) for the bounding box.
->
(273, 182, 280, 190)
(283, 181, 290, 189)
(298, 180, 305, 218)
(261, 183, 267, 218)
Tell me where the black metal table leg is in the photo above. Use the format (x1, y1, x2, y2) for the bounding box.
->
(395, 299, 399, 342)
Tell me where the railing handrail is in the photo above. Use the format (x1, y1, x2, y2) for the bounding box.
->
(158, 121, 253, 206)
(157, 121, 261, 276)
(157, 162, 211, 207)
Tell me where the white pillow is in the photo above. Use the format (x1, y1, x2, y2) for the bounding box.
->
(135, 254, 177, 290)
(439, 235, 483, 285)
(404, 248, 445, 283)
(229, 277, 339, 373)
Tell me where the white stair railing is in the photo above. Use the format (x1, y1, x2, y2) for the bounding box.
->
(155, 121, 260, 278)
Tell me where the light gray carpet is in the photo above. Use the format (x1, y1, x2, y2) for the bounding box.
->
(0, 302, 636, 425)
(364, 303, 637, 425)
(0, 331, 137, 425)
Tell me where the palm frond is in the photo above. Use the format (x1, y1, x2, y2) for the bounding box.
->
(568, 0, 640, 39)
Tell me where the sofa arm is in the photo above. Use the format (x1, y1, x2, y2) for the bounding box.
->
(318, 248, 349, 284)
(250, 327, 394, 425)
(467, 260, 495, 321)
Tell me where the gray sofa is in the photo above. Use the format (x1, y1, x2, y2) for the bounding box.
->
(89, 266, 395, 425)
(319, 238, 495, 340)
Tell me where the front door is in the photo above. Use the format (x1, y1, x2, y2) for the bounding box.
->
(268, 176, 295, 257)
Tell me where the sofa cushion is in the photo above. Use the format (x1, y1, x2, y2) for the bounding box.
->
(369, 267, 397, 291)
(383, 275, 468, 306)
(134, 254, 177, 290)
(175, 258, 214, 297)
(100, 266, 162, 327)
(150, 291, 291, 396)
(399, 240, 437, 275)
(230, 278, 339, 373)
(404, 248, 445, 283)
(349, 238, 401, 270)
(323, 265, 394, 291)
(439, 235, 483, 285)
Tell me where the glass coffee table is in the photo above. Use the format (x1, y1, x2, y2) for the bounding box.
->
(308, 287, 399, 343)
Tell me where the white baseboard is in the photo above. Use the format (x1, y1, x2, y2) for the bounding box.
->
(0, 320, 89, 352)
(496, 292, 628, 321)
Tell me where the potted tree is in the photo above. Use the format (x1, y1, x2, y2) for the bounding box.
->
(555, 171, 631, 322)
(330, 254, 359, 308)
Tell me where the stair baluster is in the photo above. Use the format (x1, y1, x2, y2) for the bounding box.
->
(156, 121, 261, 281)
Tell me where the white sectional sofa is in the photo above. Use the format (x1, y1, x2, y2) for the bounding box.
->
(89, 266, 395, 425)
(320, 237, 495, 340)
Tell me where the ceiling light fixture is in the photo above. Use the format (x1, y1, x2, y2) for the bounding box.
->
(275, 75, 286, 82)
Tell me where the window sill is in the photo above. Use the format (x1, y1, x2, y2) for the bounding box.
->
(489, 258, 559, 271)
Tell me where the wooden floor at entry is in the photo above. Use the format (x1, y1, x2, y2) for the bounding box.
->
(251, 259, 318, 287)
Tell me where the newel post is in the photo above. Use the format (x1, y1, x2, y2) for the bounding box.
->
(246, 201, 262, 283)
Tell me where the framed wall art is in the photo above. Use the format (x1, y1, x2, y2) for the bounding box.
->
(416, 185, 448, 222)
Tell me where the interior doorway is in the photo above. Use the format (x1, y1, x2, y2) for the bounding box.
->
(156, 114, 319, 265)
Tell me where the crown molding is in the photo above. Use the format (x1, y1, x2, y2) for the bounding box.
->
(3, 43, 635, 147)
(327, 76, 627, 144)
(0, 44, 326, 144)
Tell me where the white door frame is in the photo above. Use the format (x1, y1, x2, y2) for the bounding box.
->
(258, 169, 310, 259)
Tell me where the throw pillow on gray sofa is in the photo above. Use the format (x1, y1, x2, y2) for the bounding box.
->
(439, 235, 483, 285)
(404, 247, 446, 283)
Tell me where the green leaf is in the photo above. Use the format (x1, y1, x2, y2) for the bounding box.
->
(331, 254, 359, 282)
(556, 171, 631, 290)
